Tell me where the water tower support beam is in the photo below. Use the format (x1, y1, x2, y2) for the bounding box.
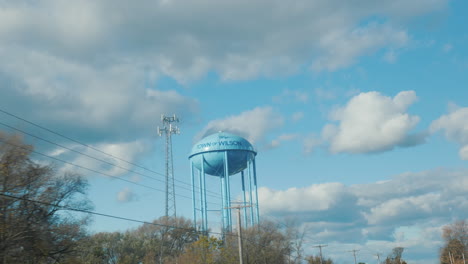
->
(225, 151, 232, 231)
(253, 159, 260, 224)
(248, 160, 254, 227)
(220, 172, 226, 233)
(190, 161, 197, 228)
(241, 171, 248, 228)
(197, 169, 203, 231)
(201, 157, 208, 233)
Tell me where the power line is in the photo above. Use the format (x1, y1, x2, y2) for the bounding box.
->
(0, 121, 222, 201)
(0, 119, 257, 214)
(0, 108, 217, 196)
(0, 137, 221, 207)
(0, 192, 199, 233)
(0, 109, 258, 208)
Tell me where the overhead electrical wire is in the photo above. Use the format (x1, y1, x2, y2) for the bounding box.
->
(0, 120, 222, 201)
(0, 109, 264, 236)
(0, 192, 200, 232)
(0, 108, 220, 197)
(0, 116, 262, 237)
(0, 108, 255, 206)
(0, 192, 289, 256)
(0, 137, 221, 207)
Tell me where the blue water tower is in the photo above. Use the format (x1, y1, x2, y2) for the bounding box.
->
(189, 132, 260, 234)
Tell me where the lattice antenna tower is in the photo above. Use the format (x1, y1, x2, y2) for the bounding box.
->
(158, 114, 180, 219)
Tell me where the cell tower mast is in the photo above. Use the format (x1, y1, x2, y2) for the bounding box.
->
(158, 114, 180, 219)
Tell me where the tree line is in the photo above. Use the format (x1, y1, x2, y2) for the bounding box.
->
(0, 132, 466, 263)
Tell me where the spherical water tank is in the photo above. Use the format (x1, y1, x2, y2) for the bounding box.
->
(189, 132, 256, 176)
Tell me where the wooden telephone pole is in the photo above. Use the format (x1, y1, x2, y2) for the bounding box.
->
(226, 205, 251, 264)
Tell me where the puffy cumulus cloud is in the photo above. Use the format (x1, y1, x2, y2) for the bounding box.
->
(430, 106, 468, 160)
(261, 169, 468, 263)
(117, 187, 137, 203)
(196, 107, 284, 144)
(0, 0, 447, 83)
(322, 91, 424, 154)
(259, 182, 355, 213)
(363, 193, 444, 225)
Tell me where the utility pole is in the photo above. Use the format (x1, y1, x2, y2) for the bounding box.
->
(348, 249, 359, 264)
(227, 205, 251, 264)
(374, 253, 381, 264)
(158, 114, 180, 219)
(312, 244, 328, 264)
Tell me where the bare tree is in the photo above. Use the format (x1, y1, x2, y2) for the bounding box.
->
(440, 220, 467, 264)
(0, 132, 92, 263)
(283, 218, 308, 264)
(75, 216, 198, 264)
(384, 247, 407, 264)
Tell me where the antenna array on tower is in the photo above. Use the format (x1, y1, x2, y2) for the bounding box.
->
(158, 114, 180, 219)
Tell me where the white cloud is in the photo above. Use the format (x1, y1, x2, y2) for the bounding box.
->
(266, 133, 298, 149)
(196, 106, 284, 144)
(322, 91, 423, 154)
(312, 23, 408, 71)
(314, 88, 337, 101)
(0, 0, 447, 82)
(117, 187, 137, 203)
(442, 43, 453, 53)
(384, 49, 398, 63)
(259, 182, 348, 213)
(460, 145, 468, 160)
(303, 133, 322, 154)
(430, 106, 468, 160)
(272, 89, 309, 104)
(0, 47, 198, 144)
(261, 169, 468, 263)
(56, 140, 151, 178)
(363, 193, 443, 225)
(291, 111, 304, 122)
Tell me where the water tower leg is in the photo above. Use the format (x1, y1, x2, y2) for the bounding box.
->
(248, 160, 254, 227)
(241, 171, 248, 228)
(190, 161, 197, 229)
(220, 174, 226, 234)
(198, 166, 203, 232)
(253, 159, 260, 224)
(224, 151, 232, 232)
(201, 156, 208, 233)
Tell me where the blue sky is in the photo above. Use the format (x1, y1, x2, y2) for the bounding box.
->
(0, 0, 467, 263)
